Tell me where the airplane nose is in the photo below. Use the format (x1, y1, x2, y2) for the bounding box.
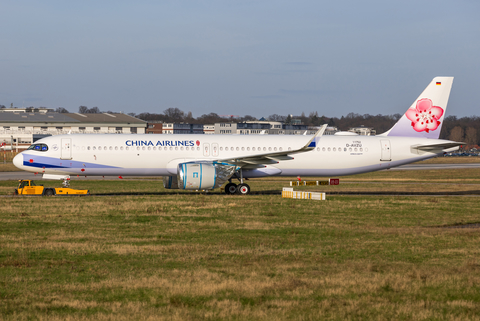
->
(13, 153, 23, 169)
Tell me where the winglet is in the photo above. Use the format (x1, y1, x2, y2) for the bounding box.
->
(305, 124, 327, 149)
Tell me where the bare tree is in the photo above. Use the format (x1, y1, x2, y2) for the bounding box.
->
(78, 106, 88, 113)
(163, 108, 185, 122)
(197, 113, 225, 124)
(87, 106, 101, 113)
(268, 114, 286, 122)
(56, 107, 69, 113)
(465, 127, 477, 146)
(449, 126, 464, 142)
(184, 111, 195, 123)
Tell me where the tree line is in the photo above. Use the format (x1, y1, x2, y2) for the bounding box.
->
(1, 105, 478, 147)
(130, 108, 479, 148)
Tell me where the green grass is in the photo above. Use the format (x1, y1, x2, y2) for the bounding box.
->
(1, 168, 480, 320)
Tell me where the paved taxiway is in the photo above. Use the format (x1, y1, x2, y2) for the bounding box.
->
(1, 162, 479, 181)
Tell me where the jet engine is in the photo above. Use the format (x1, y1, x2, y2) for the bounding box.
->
(163, 162, 237, 190)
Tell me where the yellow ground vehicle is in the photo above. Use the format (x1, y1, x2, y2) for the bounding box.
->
(14, 180, 89, 196)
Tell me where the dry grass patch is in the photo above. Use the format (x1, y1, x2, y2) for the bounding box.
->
(2, 170, 480, 319)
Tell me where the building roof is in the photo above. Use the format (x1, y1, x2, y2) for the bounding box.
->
(0, 111, 145, 124)
(0, 111, 80, 123)
(66, 113, 145, 124)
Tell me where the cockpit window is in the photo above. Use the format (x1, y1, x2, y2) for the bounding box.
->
(27, 143, 48, 152)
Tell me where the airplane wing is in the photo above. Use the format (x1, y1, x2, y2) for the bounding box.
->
(173, 125, 327, 190)
(216, 124, 327, 168)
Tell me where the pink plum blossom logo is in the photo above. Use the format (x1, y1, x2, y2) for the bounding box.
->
(405, 98, 444, 133)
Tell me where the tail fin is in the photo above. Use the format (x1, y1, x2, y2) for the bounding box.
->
(381, 77, 454, 139)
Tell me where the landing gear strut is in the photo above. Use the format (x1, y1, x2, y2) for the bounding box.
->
(224, 168, 250, 195)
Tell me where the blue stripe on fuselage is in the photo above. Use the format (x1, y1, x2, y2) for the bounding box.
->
(20, 154, 119, 169)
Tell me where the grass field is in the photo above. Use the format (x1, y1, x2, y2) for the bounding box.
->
(1, 163, 480, 320)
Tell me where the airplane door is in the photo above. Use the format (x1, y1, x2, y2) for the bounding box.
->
(212, 143, 219, 157)
(203, 143, 210, 157)
(380, 139, 391, 161)
(61, 138, 72, 160)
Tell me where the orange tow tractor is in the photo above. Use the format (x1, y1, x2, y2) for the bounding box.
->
(14, 179, 89, 196)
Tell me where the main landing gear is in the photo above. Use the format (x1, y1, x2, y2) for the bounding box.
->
(224, 168, 250, 195)
(224, 182, 251, 195)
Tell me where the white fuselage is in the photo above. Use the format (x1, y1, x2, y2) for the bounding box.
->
(13, 133, 454, 178)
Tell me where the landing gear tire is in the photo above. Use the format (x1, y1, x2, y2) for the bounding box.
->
(225, 183, 237, 195)
(236, 184, 250, 195)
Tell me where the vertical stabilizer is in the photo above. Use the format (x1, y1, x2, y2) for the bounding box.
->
(381, 77, 453, 139)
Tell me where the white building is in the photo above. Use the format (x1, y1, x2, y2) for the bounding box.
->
(0, 109, 147, 149)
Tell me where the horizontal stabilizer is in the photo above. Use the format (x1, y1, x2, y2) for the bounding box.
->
(413, 142, 464, 151)
(411, 141, 464, 155)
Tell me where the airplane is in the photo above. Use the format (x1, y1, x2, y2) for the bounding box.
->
(13, 77, 462, 195)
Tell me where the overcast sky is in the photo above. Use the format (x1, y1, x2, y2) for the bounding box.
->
(1, 0, 479, 119)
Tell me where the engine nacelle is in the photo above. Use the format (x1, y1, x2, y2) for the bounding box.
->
(178, 163, 216, 190)
(163, 176, 179, 189)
